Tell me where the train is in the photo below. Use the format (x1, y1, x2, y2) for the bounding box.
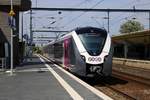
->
(42, 27, 113, 77)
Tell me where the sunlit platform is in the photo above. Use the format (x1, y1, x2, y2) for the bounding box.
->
(0, 55, 112, 100)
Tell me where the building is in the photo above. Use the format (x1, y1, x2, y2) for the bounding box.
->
(0, 0, 31, 68)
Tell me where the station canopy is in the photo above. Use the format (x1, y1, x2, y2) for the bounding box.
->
(112, 30, 150, 45)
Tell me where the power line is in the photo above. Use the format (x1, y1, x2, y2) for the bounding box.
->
(106, 0, 147, 25)
(109, 0, 140, 23)
(108, 0, 145, 28)
(62, 0, 105, 28)
(32, 8, 150, 12)
(110, 13, 137, 27)
(117, 0, 137, 8)
(73, 0, 90, 7)
(53, 0, 93, 29)
(135, 1, 150, 7)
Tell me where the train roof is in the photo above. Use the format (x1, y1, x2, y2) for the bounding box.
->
(44, 26, 107, 47)
(74, 26, 107, 34)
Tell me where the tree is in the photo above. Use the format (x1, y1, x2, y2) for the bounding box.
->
(119, 20, 144, 34)
(33, 46, 42, 54)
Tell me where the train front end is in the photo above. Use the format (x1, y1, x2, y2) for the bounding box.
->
(73, 27, 112, 77)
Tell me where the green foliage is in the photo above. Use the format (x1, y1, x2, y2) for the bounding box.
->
(32, 46, 42, 54)
(120, 20, 144, 34)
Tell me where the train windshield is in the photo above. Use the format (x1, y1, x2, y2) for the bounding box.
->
(77, 28, 107, 56)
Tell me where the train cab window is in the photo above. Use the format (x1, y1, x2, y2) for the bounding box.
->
(76, 28, 107, 56)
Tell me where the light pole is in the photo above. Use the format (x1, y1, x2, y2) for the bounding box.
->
(30, 9, 33, 57)
(21, 12, 23, 42)
(148, 12, 150, 29)
(23, 11, 35, 58)
(107, 11, 110, 33)
(9, 0, 15, 75)
(103, 16, 110, 33)
(36, 0, 37, 7)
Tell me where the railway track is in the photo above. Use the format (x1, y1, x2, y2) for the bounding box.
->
(40, 55, 150, 99)
(93, 70, 150, 100)
(112, 69, 150, 86)
(95, 83, 135, 100)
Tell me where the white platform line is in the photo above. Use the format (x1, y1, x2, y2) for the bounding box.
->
(40, 55, 113, 100)
(38, 55, 84, 100)
(16, 68, 49, 73)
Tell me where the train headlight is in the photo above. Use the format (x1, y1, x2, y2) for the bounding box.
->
(81, 55, 86, 62)
(104, 55, 108, 61)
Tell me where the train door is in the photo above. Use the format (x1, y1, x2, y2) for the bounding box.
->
(64, 39, 70, 69)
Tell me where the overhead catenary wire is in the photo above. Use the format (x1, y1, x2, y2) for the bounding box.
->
(62, 0, 148, 30)
(53, 0, 94, 29)
(30, 0, 150, 39)
(110, 14, 136, 27)
(62, 0, 105, 28)
(57, 0, 135, 28)
(51, 0, 105, 37)
(105, 0, 149, 31)
(85, 0, 139, 31)
(135, 1, 150, 7)
(73, 0, 91, 8)
(109, 0, 139, 25)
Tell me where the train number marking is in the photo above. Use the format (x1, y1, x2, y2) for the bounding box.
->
(88, 57, 101, 62)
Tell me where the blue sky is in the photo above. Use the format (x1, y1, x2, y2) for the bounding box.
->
(31, 0, 150, 9)
(21, 0, 150, 44)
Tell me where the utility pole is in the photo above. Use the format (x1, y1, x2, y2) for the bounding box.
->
(36, 0, 37, 7)
(107, 11, 110, 33)
(21, 12, 23, 42)
(30, 9, 32, 44)
(148, 12, 150, 29)
(30, 9, 33, 57)
(9, 0, 15, 75)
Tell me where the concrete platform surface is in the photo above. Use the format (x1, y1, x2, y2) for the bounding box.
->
(0, 55, 112, 100)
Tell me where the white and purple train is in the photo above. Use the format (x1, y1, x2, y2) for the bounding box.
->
(42, 27, 113, 77)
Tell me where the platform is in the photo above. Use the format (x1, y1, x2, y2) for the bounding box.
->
(0, 55, 112, 100)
